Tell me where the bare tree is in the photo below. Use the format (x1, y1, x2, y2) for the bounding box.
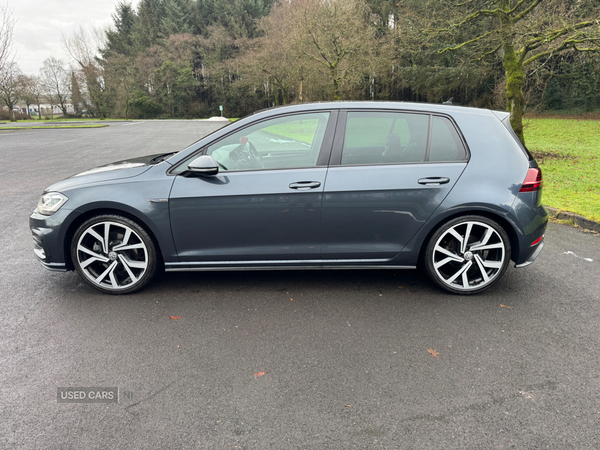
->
(62, 26, 106, 119)
(40, 57, 71, 116)
(288, 0, 379, 100)
(17, 74, 38, 118)
(31, 75, 44, 119)
(0, 2, 15, 75)
(0, 61, 21, 121)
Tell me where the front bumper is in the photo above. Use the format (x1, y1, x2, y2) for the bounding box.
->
(30, 208, 72, 272)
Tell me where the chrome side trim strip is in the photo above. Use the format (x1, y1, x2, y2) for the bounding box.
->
(165, 258, 389, 267)
(165, 265, 417, 272)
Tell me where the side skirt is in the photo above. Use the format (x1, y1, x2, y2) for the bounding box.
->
(164, 260, 417, 272)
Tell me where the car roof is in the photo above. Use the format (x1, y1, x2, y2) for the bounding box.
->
(247, 101, 507, 121)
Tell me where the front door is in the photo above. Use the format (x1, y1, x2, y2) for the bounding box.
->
(169, 111, 335, 266)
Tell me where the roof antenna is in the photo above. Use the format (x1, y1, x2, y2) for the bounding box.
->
(443, 97, 454, 105)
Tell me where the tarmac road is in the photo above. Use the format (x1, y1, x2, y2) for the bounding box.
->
(1, 121, 599, 449)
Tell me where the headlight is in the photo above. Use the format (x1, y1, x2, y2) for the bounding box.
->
(37, 192, 68, 216)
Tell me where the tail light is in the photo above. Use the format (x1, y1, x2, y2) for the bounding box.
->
(519, 168, 543, 192)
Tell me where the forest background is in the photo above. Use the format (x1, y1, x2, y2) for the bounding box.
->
(2, 0, 600, 135)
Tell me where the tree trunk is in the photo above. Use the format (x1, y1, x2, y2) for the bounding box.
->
(282, 87, 288, 105)
(332, 76, 340, 100)
(500, 14, 526, 144)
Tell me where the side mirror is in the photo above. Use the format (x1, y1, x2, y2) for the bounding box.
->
(182, 155, 219, 177)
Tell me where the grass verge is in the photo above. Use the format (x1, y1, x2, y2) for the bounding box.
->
(524, 117, 600, 222)
(0, 125, 108, 130)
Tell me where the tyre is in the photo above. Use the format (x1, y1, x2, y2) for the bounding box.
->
(71, 214, 158, 294)
(424, 215, 511, 294)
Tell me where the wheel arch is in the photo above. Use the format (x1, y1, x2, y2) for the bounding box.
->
(63, 206, 164, 271)
(417, 209, 519, 267)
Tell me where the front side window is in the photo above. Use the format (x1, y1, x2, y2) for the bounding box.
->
(206, 112, 330, 171)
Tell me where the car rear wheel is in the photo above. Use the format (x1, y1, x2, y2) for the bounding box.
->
(71, 214, 158, 294)
(425, 215, 511, 294)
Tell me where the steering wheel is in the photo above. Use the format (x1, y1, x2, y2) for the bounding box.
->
(246, 141, 264, 169)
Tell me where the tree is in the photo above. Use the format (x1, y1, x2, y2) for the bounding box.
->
(287, 0, 380, 100)
(62, 26, 106, 119)
(0, 2, 15, 75)
(31, 75, 44, 119)
(434, 0, 600, 143)
(70, 71, 85, 114)
(40, 57, 71, 116)
(236, 6, 299, 106)
(133, 0, 165, 50)
(0, 61, 20, 121)
(104, 53, 136, 118)
(17, 74, 38, 118)
(161, 0, 193, 37)
(103, 1, 137, 57)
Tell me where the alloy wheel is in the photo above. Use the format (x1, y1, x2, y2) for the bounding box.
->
(75, 220, 149, 292)
(429, 219, 508, 292)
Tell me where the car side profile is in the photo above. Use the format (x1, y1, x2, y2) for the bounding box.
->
(30, 102, 548, 294)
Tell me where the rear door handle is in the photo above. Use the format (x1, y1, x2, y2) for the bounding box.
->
(418, 177, 450, 186)
(289, 181, 321, 191)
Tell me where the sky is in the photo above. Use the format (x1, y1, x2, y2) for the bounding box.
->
(9, 0, 140, 75)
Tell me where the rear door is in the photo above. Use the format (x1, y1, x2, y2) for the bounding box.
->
(320, 110, 468, 261)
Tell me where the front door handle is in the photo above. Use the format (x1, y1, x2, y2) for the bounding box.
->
(418, 177, 450, 186)
(289, 181, 321, 191)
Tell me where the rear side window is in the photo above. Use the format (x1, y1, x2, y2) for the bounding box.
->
(340, 111, 466, 165)
(342, 112, 429, 165)
(429, 116, 467, 162)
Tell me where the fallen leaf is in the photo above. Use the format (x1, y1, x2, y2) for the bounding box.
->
(427, 348, 439, 358)
(169, 316, 182, 320)
(500, 305, 512, 309)
(344, 404, 351, 407)
(254, 371, 266, 378)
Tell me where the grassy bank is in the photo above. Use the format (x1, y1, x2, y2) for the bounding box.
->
(524, 117, 600, 222)
(0, 125, 108, 130)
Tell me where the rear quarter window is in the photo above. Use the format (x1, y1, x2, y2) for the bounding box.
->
(429, 116, 467, 162)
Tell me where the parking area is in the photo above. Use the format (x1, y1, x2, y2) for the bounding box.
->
(1, 122, 599, 448)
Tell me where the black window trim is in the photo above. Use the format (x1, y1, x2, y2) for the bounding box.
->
(328, 108, 470, 167)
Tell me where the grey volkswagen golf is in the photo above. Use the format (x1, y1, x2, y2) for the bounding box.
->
(30, 102, 548, 295)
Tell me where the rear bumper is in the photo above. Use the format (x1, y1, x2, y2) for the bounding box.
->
(514, 240, 544, 268)
(509, 191, 548, 266)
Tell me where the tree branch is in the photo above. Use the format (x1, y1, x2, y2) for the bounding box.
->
(439, 31, 493, 54)
(522, 34, 599, 66)
(510, 0, 542, 22)
(519, 21, 600, 65)
(474, 43, 502, 60)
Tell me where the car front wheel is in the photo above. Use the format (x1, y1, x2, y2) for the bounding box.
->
(71, 214, 158, 294)
(425, 215, 511, 294)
